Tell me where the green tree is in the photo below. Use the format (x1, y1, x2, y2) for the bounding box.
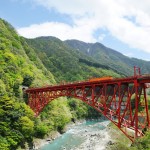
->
(131, 130, 150, 150)
(35, 124, 49, 138)
(0, 136, 10, 150)
(18, 116, 34, 139)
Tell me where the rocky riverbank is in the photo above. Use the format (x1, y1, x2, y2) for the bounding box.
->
(73, 121, 131, 150)
(33, 131, 61, 150)
(33, 120, 131, 150)
(72, 121, 113, 150)
(106, 123, 132, 150)
(32, 120, 85, 150)
(74, 128, 112, 150)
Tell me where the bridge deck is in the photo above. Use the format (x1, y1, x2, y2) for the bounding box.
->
(25, 74, 150, 141)
(26, 75, 150, 92)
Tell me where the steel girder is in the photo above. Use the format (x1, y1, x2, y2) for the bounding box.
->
(26, 75, 150, 141)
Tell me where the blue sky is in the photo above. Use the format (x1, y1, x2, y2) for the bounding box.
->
(0, 0, 150, 61)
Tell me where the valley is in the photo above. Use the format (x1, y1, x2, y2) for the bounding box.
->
(0, 18, 150, 150)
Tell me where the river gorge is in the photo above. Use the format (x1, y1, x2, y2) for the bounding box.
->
(39, 119, 113, 150)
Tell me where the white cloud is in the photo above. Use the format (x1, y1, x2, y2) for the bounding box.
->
(98, 34, 106, 41)
(17, 0, 150, 53)
(123, 52, 133, 58)
(18, 22, 97, 42)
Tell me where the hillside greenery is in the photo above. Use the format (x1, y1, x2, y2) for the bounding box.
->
(65, 40, 150, 76)
(0, 19, 59, 149)
(0, 18, 150, 150)
(26, 36, 121, 83)
(0, 19, 94, 149)
(0, 19, 117, 149)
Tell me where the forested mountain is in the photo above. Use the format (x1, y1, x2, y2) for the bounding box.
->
(0, 19, 65, 149)
(0, 18, 150, 150)
(25, 36, 121, 83)
(0, 19, 116, 149)
(65, 40, 150, 76)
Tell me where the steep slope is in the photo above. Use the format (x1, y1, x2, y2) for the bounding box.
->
(0, 20, 56, 97)
(0, 19, 116, 149)
(1, 19, 150, 150)
(25, 36, 121, 83)
(0, 19, 76, 150)
(0, 18, 62, 149)
(65, 40, 150, 76)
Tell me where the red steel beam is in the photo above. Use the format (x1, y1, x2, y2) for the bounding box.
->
(26, 74, 150, 141)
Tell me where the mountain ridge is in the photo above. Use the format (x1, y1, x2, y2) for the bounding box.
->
(1, 18, 150, 150)
(25, 36, 121, 83)
(65, 39, 150, 76)
(25, 36, 150, 79)
(0, 19, 89, 149)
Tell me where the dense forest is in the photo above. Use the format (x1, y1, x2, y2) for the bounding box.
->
(65, 40, 150, 76)
(0, 18, 150, 150)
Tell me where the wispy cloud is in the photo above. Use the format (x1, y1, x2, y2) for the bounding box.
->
(17, 0, 150, 53)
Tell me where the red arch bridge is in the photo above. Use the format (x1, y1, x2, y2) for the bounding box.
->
(26, 72, 150, 141)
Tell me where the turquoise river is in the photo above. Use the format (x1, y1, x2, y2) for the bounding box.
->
(40, 119, 111, 150)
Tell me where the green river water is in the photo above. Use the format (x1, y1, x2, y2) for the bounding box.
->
(40, 119, 111, 150)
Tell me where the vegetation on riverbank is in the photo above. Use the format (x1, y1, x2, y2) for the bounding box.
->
(108, 122, 150, 150)
(0, 19, 116, 149)
(0, 18, 150, 150)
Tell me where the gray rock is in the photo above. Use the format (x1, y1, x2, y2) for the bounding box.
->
(107, 140, 114, 145)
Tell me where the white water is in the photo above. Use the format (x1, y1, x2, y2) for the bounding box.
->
(40, 120, 111, 150)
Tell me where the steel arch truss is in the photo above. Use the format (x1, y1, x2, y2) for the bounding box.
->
(27, 76, 150, 141)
